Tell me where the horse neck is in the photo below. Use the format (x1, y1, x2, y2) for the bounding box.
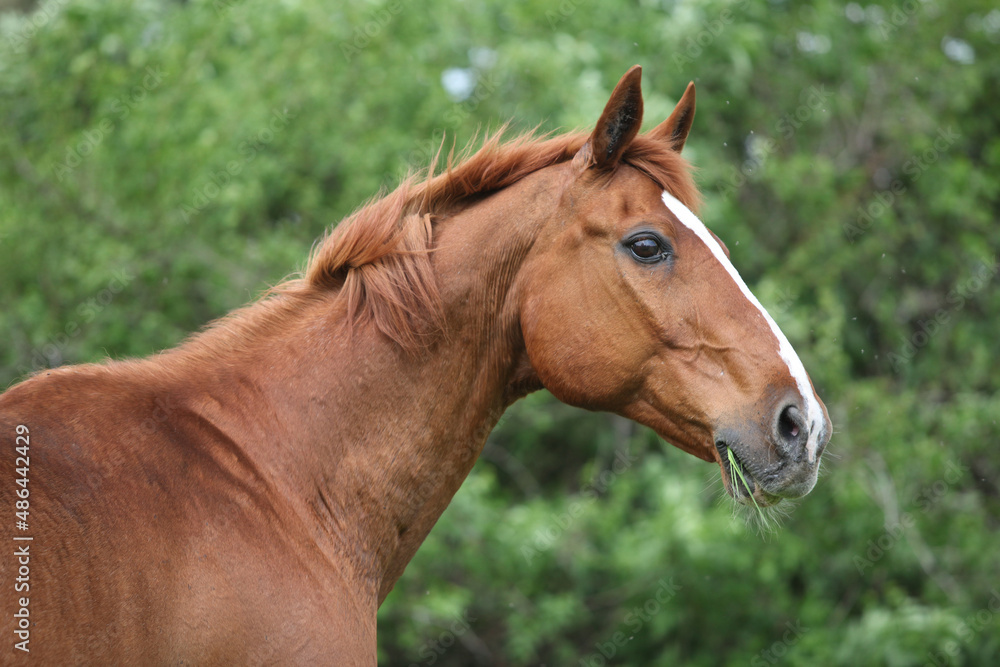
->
(183, 164, 565, 604)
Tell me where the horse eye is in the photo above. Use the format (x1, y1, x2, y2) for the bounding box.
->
(628, 236, 664, 261)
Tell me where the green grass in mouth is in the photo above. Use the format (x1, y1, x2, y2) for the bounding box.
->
(728, 447, 762, 514)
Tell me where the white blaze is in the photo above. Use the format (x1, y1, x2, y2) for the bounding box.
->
(661, 191, 824, 462)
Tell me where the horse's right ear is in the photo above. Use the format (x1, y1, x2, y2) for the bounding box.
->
(574, 65, 644, 172)
(648, 81, 696, 152)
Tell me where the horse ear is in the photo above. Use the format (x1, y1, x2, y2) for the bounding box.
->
(648, 81, 696, 152)
(575, 65, 644, 171)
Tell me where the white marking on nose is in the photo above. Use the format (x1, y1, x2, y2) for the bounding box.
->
(661, 191, 824, 462)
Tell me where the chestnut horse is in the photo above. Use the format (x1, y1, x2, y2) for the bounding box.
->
(1, 66, 830, 664)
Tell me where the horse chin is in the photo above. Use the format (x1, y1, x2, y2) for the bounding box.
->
(737, 480, 783, 509)
(749, 487, 783, 508)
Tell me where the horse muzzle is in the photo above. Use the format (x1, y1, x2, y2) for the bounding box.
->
(714, 393, 832, 506)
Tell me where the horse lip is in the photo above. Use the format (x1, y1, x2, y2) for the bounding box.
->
(715, 440, 783, 507)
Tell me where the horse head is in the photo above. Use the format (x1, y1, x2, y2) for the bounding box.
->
(518, 66, 831, 506)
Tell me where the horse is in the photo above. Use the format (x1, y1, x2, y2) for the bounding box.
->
(0, 65, 831, 664)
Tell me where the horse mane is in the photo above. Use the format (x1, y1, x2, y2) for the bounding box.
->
(305, 127, 702, 349)
(42, 129, 700, 388)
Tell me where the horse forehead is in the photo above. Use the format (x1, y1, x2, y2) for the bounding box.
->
(571, 178, 664, 236)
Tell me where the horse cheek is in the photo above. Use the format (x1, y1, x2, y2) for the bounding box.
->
(520, 297, 586, 404)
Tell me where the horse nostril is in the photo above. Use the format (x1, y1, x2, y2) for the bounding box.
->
(777, 404, 806, 454)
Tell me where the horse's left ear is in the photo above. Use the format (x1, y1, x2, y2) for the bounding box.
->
(649, 81, 696, 152)
(574, 65, 644, 171)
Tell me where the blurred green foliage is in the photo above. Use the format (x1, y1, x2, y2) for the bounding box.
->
(2, 0, 999, 664)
